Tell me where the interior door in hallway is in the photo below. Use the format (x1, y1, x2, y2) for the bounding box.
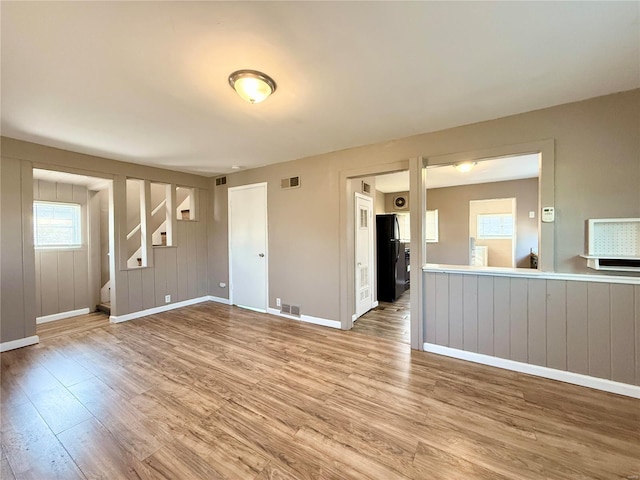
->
(228, 183, 268, 312)
(355, 193, 374, 319)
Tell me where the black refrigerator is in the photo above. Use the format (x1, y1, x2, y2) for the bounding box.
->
(376, 214, 404, 302)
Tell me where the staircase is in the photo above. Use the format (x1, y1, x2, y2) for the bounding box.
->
(97, 302, 111, 315)
(126, 186, 190, 268)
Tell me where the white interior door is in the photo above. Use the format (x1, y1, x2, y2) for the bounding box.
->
(355, 193, 374, 319)
(228, 183, 268, 312)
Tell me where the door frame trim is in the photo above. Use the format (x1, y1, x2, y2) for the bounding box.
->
(354, 192, 374, 320)
(228, 182, 269, 312)
(338, 159, 411, 333)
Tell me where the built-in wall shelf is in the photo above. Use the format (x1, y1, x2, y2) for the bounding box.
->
(583, 218, 640, 272)
(580, 254, 640, 272)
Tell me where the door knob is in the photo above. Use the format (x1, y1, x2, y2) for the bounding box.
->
(259, 253, 265, 257)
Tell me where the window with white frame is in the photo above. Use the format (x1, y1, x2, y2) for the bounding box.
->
(477, 213, 514, 239)
(33, 201, 82, 247)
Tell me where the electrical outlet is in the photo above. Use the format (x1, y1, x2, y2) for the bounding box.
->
(529, 211, 535, 218)
(165, 295, 171, 303)
(276, 298, 281, 307)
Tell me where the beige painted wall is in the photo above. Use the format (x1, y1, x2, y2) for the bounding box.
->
(210, 90, 640, 322)
(425, 272, 640, 387)
(375, 190, 386, 215)
(427, 178, 539, 268)
(0, 140, 209, 343)
(33, 180, 90, 317)
(98, 189, 110, 287)
(0, 157, 36, 343)
(1, 89, 638, 344)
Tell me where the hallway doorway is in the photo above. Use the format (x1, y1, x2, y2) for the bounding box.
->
(352, 290, 410, 344)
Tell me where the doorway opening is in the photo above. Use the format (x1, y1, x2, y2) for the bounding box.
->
(425, 153, 540, 269)
(32, 168, 113, 335)
(352, 169, 411, 345)
(470, 198, 517, 268)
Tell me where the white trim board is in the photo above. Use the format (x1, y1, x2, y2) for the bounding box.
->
(36, 308, 91, 324)
(423, 264, 640, 285)
(110, 295, 230, 324)
(1, 335, 40, 353)
(423, 343, 640, 399)
(267, 308, 341, 329)
(207, 295, 230, 305)
(110, 296, 211, 323)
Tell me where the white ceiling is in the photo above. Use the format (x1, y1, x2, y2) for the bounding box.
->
(2, 2, 638, 176)
(375, 153, 540, 193)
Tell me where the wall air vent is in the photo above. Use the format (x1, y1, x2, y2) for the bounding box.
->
(281, 303, 291, 314)
(215, 176, 227, 186)
(362, 182, 371, 194)
(290, 305, 301, 317)
(281, 176, 300, 189)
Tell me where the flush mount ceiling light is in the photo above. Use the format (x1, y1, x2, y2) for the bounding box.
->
(228, 69, 277, 104)
(454, 161, 477, 173)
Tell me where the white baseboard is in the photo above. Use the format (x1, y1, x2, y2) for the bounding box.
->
(207, 295, 230, 305)
(110, 296, 210, 323)
(1, 335, 40, 353)
(36, 308, 91, 325)
(423, 343, 640, 399)
(267, 308, 341, 329)
(109, 295, 341, 329)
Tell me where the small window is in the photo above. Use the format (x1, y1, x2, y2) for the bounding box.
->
(426, 209, 438, 243)
(477, 213, 514, 239)
(33, 201, 81, 247)
(359, 208, 368, 228)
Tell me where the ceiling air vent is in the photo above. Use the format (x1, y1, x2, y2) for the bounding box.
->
(215, 176, 227, 186)
(281, 176, 300, 189)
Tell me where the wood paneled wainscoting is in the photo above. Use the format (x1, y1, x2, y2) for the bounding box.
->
(424, 266, 640, 396)
(2, 301, 639, 479)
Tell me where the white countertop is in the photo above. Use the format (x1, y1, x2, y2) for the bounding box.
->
(422, 263, 640, 284)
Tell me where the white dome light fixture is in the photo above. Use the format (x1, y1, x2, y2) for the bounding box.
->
(228, 69, 277, 104)
(454, 161, 477, 173)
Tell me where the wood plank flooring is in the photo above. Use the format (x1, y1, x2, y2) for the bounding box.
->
(352, 290, 410, 344)
(2, 301, 639, 479)
(37, 311, 110, 342)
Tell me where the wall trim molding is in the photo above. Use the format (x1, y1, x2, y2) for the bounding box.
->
(36, 308, 91, 324)
(423, 264, 640, 285)
(1, 335, 40, 353)
(109, 296, 211, 323)
(423, 343, 640, 399)
(207, 295, 230, 305)
(267, 308, 341, 329)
